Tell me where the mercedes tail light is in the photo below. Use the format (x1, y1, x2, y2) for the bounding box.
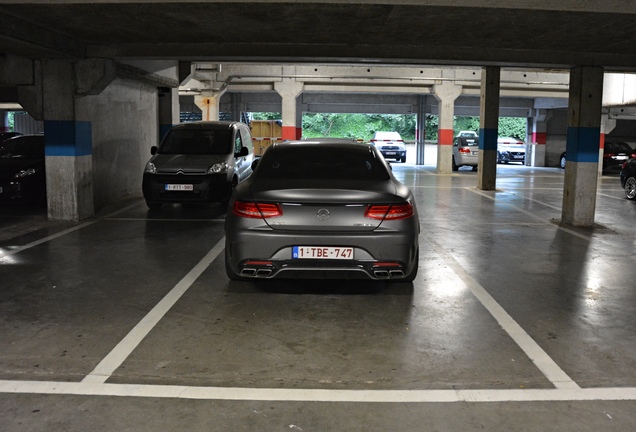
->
(233, 201, 282, 218)
(365, 203, 414, 220)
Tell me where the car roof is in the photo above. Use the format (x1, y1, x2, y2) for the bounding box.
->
(170, 121, 243, 130)
(272, 139, 373, 150)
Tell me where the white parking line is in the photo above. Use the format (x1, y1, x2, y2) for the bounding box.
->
(2, 380, 635, 402)
(82, 237, 225, 384)
(423, 231, 580, 390)
(0, 202, 143, 259)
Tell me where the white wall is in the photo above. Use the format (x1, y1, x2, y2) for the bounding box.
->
(77, 78, 158, 210)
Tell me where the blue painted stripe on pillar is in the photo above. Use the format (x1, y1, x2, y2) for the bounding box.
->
(44, 120, 92, 157)
(566, 126, 600, 163)
(479, 128, 497, 151)
(159, 124, 174, 142)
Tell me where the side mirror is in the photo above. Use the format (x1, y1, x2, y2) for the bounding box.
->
(236, 146, 249, 157)
(151, 146, 157, 155)
(251, 158, 260, 170)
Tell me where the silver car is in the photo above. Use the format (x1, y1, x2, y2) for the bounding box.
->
(452, 136, 479, 171)
(224, 139, 420, 282)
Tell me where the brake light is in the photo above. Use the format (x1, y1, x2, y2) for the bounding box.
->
(459, 147, 471, 154)
(365, 203, 414, 220)
(233, 201, 282, 218)
(604, 153, 615, 159)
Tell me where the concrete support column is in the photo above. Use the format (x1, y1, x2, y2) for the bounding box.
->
(274, 72, 304, 140)
(158, 87, 179, 142)
(562, 66, 604, 226)
(195, 91, 225, 122)
(41, 59, 94, 221)
(527, 109, 551, 167)
(477, 67, 500, 190)
(2, 111, 9, 132)
(416, 95, 426, 165)
(599, 114, 617, 176)
(433, 81, 462, 173)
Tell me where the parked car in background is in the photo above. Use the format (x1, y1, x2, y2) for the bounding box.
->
(0, 131, 22, 143)
(620, 158, 636, 200)
(225, 139, 420, 282)
(142, 121, 254, 209)
(452, 135, 479, 171)
(0, 134, 46, 204)
(497, 137, 526, 164)
(370, 131, 407, 162)
(560, 140, 636, 172)
(602, 141, 636, 173)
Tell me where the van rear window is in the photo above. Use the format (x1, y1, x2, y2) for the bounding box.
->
(159, 129, 232, 155)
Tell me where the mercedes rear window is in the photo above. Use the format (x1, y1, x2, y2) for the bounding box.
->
(256, 146, 391, 181)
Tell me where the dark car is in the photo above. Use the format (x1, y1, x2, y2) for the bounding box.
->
(0, 134, 46, 204)
(560, 140, 636, 172)
(224, 139, 420, 282)
(142, 121, 254, 209)
(620, 158, 636, 200)
(0, 131, 22, 143)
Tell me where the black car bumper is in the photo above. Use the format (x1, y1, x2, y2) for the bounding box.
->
(142, 173, 231, 203)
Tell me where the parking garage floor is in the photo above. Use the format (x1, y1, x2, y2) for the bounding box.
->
(1, 163, 635, 431)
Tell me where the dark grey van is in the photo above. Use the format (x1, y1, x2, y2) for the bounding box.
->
(142, 121, 254, 209)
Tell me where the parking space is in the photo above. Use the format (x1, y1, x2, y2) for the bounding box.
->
(1, 165, 635, 430)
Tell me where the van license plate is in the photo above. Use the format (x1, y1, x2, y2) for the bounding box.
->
(165, 184, 193, 191)
(292, 246, 353, 259)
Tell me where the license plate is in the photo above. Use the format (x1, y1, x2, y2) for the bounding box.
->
(385, 152, 396, 155)
(292, 246, 354, 260)
(165, 184, 193, 191)
(514, 155, 523, 159)
(615, 155, 628, 160)
(472, 151, 478, 155)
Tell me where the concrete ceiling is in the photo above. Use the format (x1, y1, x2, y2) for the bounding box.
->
(0, 1, 636, 70)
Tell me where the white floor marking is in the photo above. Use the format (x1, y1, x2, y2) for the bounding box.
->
(423, 231, 580, 390)
(0, 202, 143, 259)
(82, 237, 225, 384)
(1, 380, 635, 402)
(467, 188, 592, 241)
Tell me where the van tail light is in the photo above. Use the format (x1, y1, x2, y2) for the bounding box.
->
(233, 201, 282, 218)
(365, 203, 414, 220)
(459, 147, 471, 154)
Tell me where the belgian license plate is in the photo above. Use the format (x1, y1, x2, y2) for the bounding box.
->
(514, 155, 523, 159)
(472, 151, 478, 155)
(165, 184, 193, 191)
(385, 152, 396, 155)
(292, 246, 354, 260)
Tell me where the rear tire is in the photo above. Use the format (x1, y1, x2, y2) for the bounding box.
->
(452, 157, 458, 171)
(625, 176, 636, 200)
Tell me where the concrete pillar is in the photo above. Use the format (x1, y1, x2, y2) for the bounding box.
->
(195, 90, 225, 122)
(599, 114, 617, 176)
(42, 59, 94, 221)
(527, 109, 551, 167)
(274, 71, 304, 140)
(433, 81, 462, 173)
(416, 95, 426, 165)
(158, 87, 179, 142)
(2, 111, 9, 132)
(477, 67, 500, 190)
(562, 66, 604, 227)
